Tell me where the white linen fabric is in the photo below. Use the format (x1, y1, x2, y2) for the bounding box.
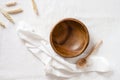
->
(16, 18, 111, 80)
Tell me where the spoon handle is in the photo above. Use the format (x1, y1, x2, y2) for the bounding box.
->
(76, 40, 103, 67)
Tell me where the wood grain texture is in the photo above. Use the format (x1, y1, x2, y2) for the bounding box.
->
(50, 18, 89, 58)
(76, 40, 103, 67)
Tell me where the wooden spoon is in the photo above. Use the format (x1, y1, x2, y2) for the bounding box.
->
(76, 40, 103, 67)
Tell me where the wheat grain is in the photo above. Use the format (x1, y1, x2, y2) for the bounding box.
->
(0, 21, 5, 28)
(32, 0, 39, 15)
(0, 9, 14, 24)
(6, 1, 16, 7)
(7, 8, 23, 14)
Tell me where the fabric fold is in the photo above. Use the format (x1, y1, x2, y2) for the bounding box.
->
(16, 21, 110, 79)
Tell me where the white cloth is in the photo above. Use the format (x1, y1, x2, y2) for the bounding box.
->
(16, 18, 111, 80)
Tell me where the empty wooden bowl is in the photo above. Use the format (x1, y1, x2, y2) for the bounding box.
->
(50, 18, 89, 58)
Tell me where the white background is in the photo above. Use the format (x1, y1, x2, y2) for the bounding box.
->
(0, 0, 120, 80)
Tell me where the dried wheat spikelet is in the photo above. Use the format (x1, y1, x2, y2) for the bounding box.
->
(0, 9, 14, 24)
(6, 1, 17, 7)
(32, 0, 39, 15)
(0, 21, 5, 28)
(7, 8, 23, 14)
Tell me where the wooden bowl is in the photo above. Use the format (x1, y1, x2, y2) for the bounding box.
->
(50, 18, 89, 58)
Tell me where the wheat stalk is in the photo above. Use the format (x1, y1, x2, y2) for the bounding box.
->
(32, 0, 39, 15)
(7, 8, 23, 14)
(6, 1, 16, 7)
(0, 21, 5, 28)
(0, 8, 14, 24)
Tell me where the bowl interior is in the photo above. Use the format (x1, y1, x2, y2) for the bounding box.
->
(50, 19, 89, 58)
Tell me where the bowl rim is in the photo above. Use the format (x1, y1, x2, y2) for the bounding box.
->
(50, 18, 90, 58)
